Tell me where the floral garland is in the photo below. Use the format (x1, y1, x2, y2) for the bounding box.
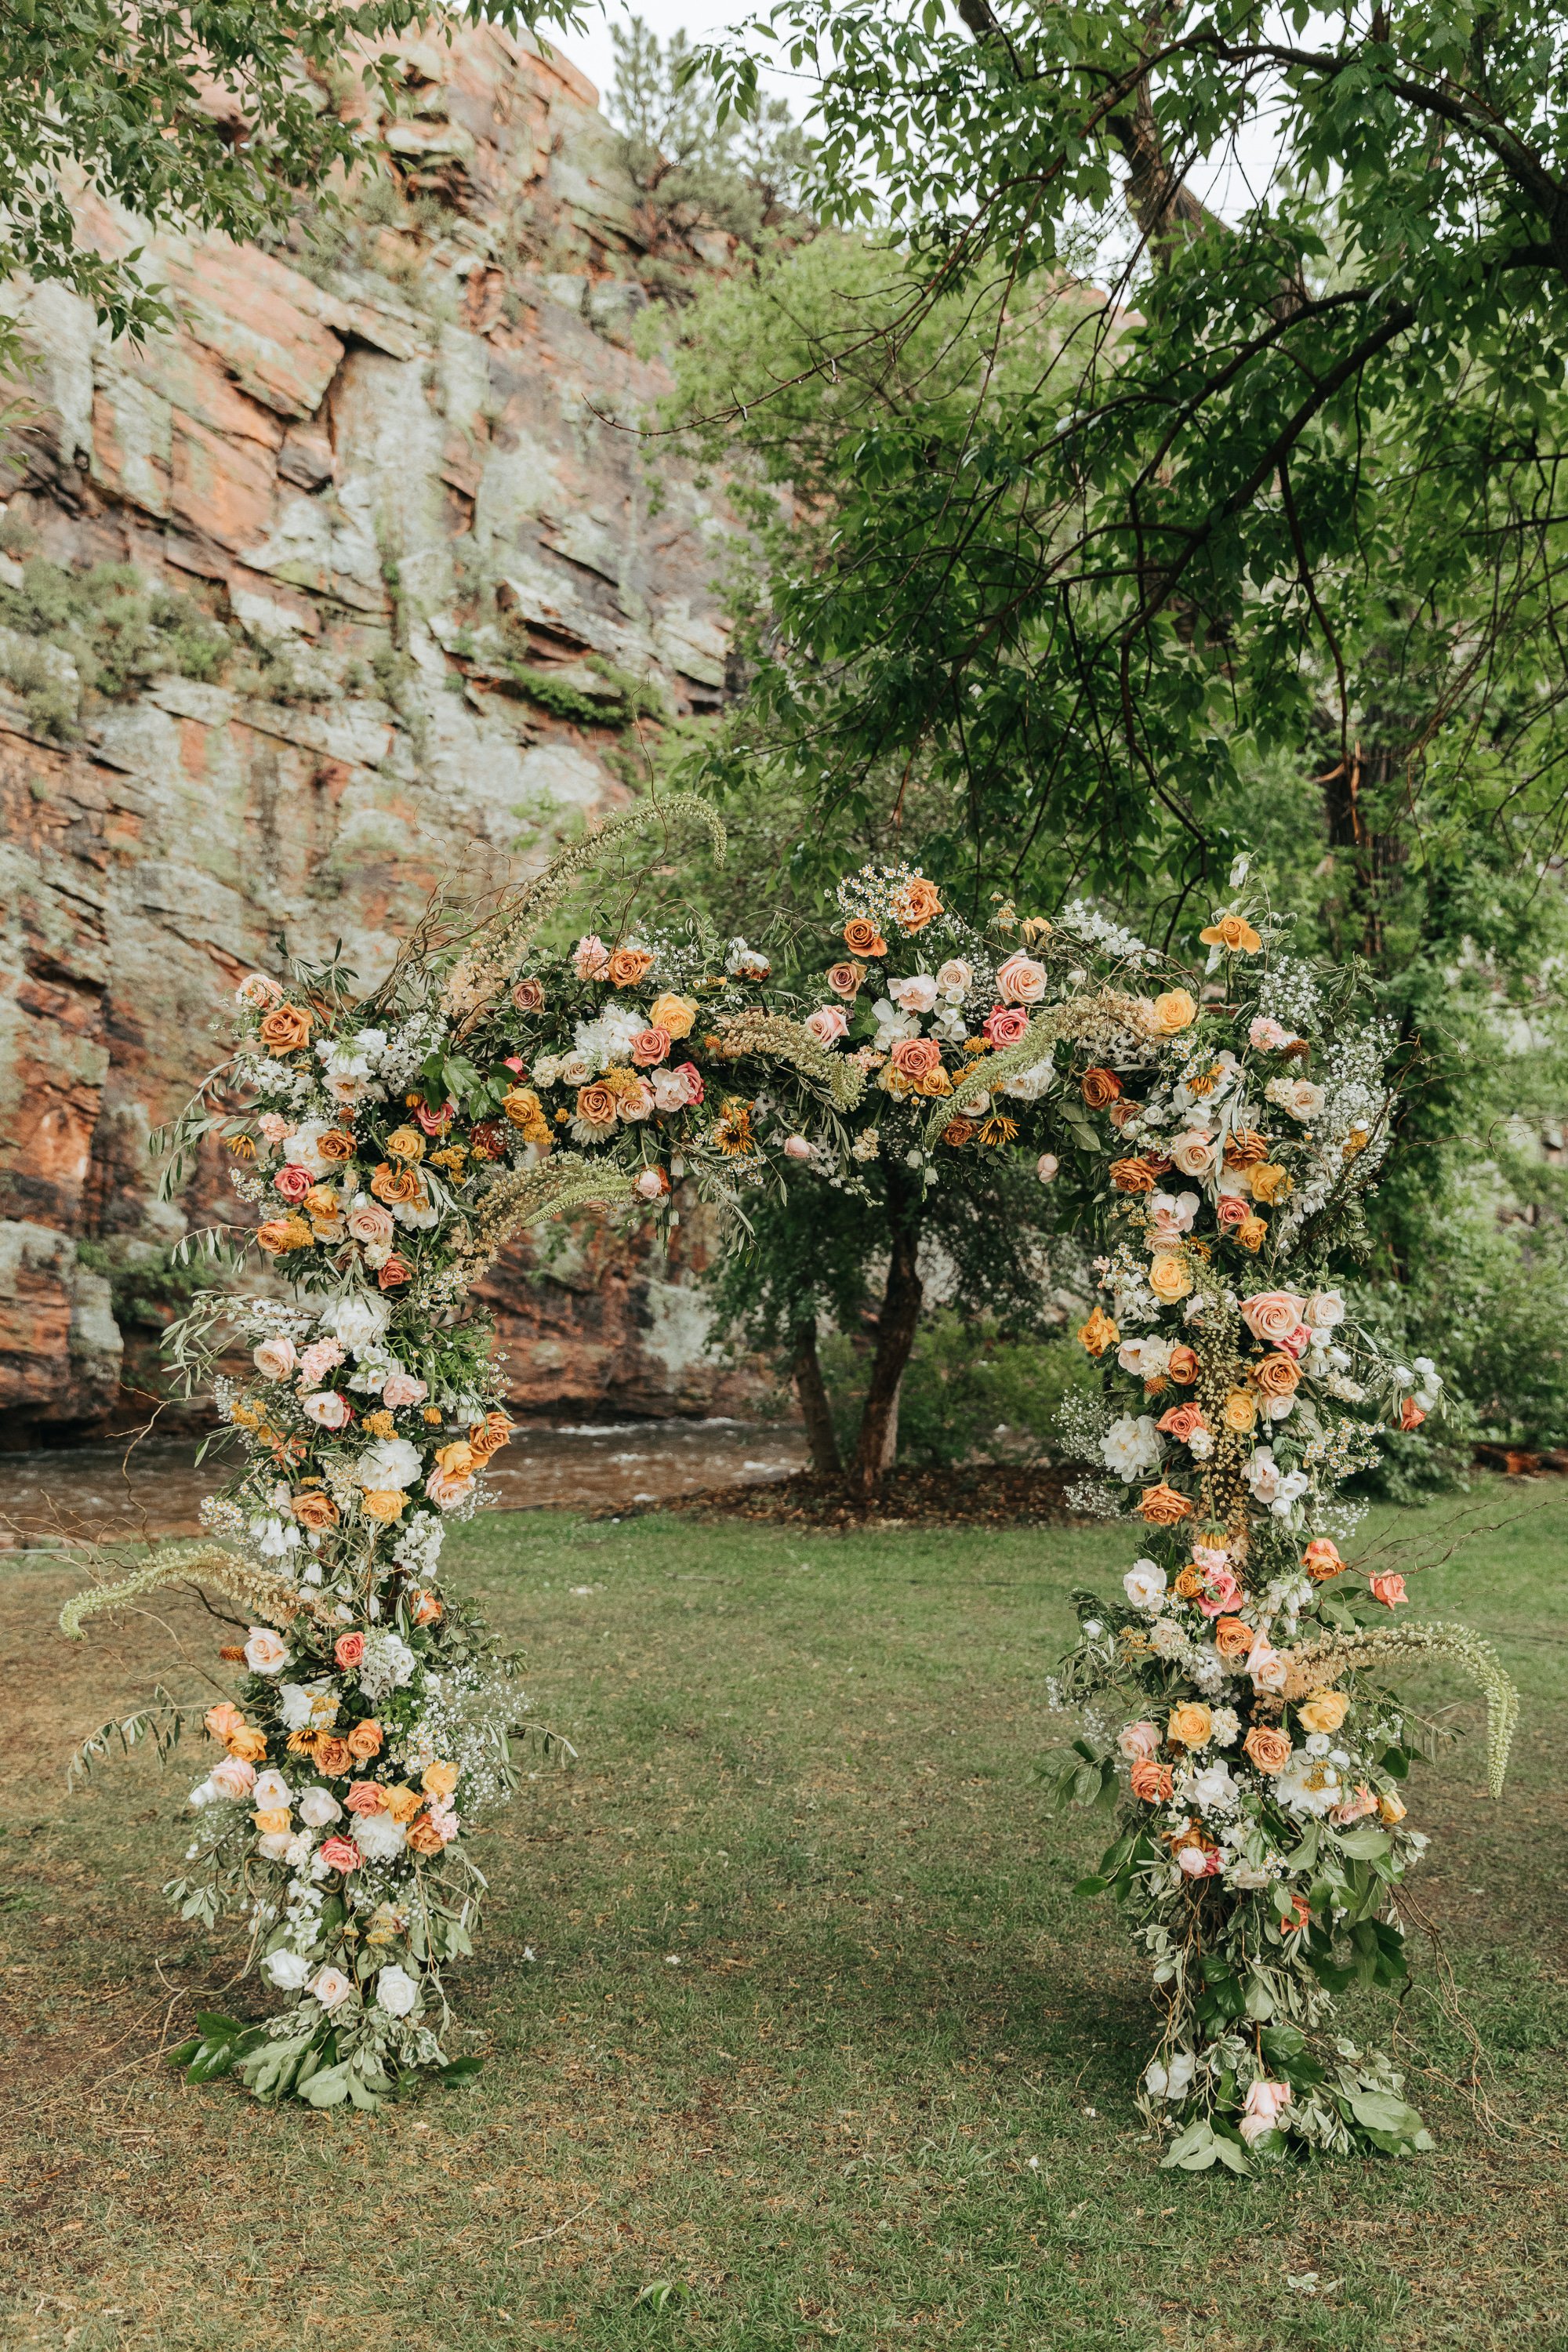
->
(1030, 866, 1517, 2169)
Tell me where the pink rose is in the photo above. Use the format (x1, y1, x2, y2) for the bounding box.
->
(1192, 1541, 1230, 1572)
(298, 1338, 344, 1385)
(572, 932, 610, 980)
(633, 1167, 668, 1200)
(381, 1372, 428, 1409)
(334, 1631, 365, 1669)
(1216, 1192, 1250, 1229)
(347, 1200, 395, 1246)
(804, 1006, 850, 1047)
(426, 1467, 472, 1510)
(1118, 1720, 1161, 1762)
(631, 1026, 673, 1067)
(252, 1336, 297, 1382)
(257, 1112, 289, 1147)
(503, 1054, 528, 1075)
(1330, 1784, 1378, 1826)
(303, 1390, 352, 1431)
(1169, 1130, 1218, 1178)
(274, 1163, 314, 1203)
(995, 953, 1047, 1006)
(1279, 1323, 1311, 1359)
(782, 1135, 814, 1161)
(982, 1004, 1029, 1047)
(209, 1755, 256, 1799)
(415, 1102, 455, 1138)
(1240, 1290, 1308, 1347)
(1248, 1017, 1292, 1051)
(673, 1062, 704, 1105)
(1196, 1569, 1240, 1619)
(1369, 1572, 1407, 1607)
(1239, 2078, 1291, 2145)
(318, 1836, 359, 1874)
(237, 973, 285, 1010)
(1178, 1846, 1221, 1878)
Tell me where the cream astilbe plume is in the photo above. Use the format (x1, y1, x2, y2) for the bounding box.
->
(923, 993, 1160, 1145)
(448, 1154, 640, 1289)
(443, 794, 727, 1030)
(59, 1544, 337, 1642)
(707, 1010, 869, 1112)
(1280, 1621, 1519, 1798)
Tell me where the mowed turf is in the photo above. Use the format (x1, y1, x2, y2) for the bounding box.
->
(0, 1481, 1563, 2350)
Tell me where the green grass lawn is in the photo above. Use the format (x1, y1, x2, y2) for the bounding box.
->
(1, 1482, 1564, 2350)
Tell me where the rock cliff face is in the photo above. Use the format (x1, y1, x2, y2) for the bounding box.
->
(0, 26, 755, 1444)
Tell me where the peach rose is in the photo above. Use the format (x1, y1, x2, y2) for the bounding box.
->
(205, 1701, 246, 1742)
(1298, 1690, 1348, 1735)
(891, 1036, 942, 1082)
(1239, 1290, 1307, 1347)
(1169, 1131, 1217, 1178)
(1221, 1388, 1258, 1433)
(376, 1255, 411, 1290)
(648, 992, 698, 1040)
(1253, 1351, 1301, 1396)
(892, 875, 942, 931)
(1249, 1163, 1293, 1205)
(1243, 1726, 1293, 1773)
(345, 1779, 387, 1815)
(406, 1815, 446, 1857)
(1149, 1254, 1192, 1305)
(259, 1003, 313, 1055)
(512, 976, 546, 1013)
(334, 1632, 365, 1669)
(1151, 988, 1197, 1034)
(995, 953, 1047, 1006)
(1213, 1616, 1254, 1661)
(318, 1835, 359, 1872)
(1302, 1537, 1344, 1581)
(1138, 1483, 1193, 1525)
(346, 1719, 384, 1761)
(1080, 1067, 1122, 1109)
(209, 1755, 256, 1800)
(805, 1006, 851, 1047)
(1167, 1344, 1199, 1384)
(256, 1215, 312, 1256)
(608, 946, 655, 989)
(347, 1200, 395, 1247)
(1167, 1702, 1212, 1748)
(314, 1738, 354, 1778)
(826, 963, 864, 1000)
(1076, 1306, 1120, 1358)
(382, 1372, 428, 1410)
(426, 1467, 471, 1509)
(1118, 1720, 1162, 1762)
(1369, 1572, 1408, 1607)
(422, 1760, 459, 1800)
(1199, 913, 1262, 954)
(1130, 1759, 1174, 1804)
(292, 1489, 340, 1531)
(360, 1489, 406, 1523)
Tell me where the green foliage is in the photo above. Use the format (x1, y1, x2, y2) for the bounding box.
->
(0, 553, 230, 738)
(819, 1316, 1090, 1469)
(504, 655, 669, 730)
(75, 1237, 221, 1334)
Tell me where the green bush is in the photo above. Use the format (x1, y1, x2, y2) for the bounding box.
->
(819, 1314, 1092, 1469)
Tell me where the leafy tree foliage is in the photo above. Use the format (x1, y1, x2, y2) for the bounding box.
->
(608, 13, 813, 260)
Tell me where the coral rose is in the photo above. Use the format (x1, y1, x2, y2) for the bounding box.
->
(607, 946, 655, 989)
(256, 1214, 312, 1256)
(826, 963, 863, 1000)
(631, 1025, 672, 1067)
(1298, 1690, 1348, 1734)
(1148, 1254, 1192, 1304)
(334, 1632, 365, 1669)
(842, 917, 887, 959)
(1199, 913, 1262, 954)
(1240, 1291, 1308, 1347)
(292, 1489, 339, 1531)
(377, 1256, 412, 1291)
(1076, 1306, 1120, 1358)
(1302, 1537, 1343, 1580)
(1130, 1760, 1174, 1804)
(1167, 1702, 1212, 1748)
(1369, 1572, 1408, 1607)
(318, 1835, 359, 1873)
(1157, 1402, 1206, 1443)
(1138, 1483, 1193, 1525)
(273, 1162, 314, 1203)
(1080, 1067, 1122, 1109)
(892, 875, 942, 931)
(1213, 1615, 1254, 1661)
(995, 953, 1046, 1006)
(1167, 1344, 1198, 1383)
(259, 1003, 313, 1055)
(1243, 1726, 1292, 1773)
(346, 1719, 384, 1761)
(890, 1036, 942, 1082)
(1151, 988, 1198, 1035)
(1253, 1352, 1301, 1398)
(345, 1779, 388, 1815)
(982, 1004, 1029, 1047)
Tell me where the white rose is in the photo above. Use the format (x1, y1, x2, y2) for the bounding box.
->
(284, 1120, 334, 1176)
(256, 1831, 295, 1860)
(252, 1336, 297, 1381)
(263, 1948, 314, 1991)
(1302, 1290, 1345, 1330)
(376, 1963, 420, 2018)
(311, 1965, 355, 2010)
(1144, 2050, 1195, 2101)
(251, 1768, 292, 1810)
(325, 1292, 390, 1353)
(1169, 1130, 1217, 1178)
(1188, 1762, 1236, 1813)
(888, 974, 938, 1015)
(936, 959, 972, 1000)
(1035, 1152, 1058, 1182)
(355, 1436, 423, 1492)
(297, 1786, 343, 1829)
(353, 1811, 408, 1863)
(243, 1626, 290, 1675)
(1123, 1559, 1167, 1610)
(187, 1777, 220, 1809)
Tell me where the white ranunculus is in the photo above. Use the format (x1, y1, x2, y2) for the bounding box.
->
(1101, 1414, 1163, 1482)
(870, 997, 919, 1045)
(353, 1811, 408, 1863)
(325, 1291, 390, 1353)
(311, 1965, 355, 2010)
(355, 1436, 423, 1491)
(243, 1625, 290, 1675)
(887, 973, 938, 1015)
(284, 1120, 335, 1176)
(1123, 1559, 1167, 1610)
(264, 1948, 314, 1991)
(297, 1785, 343, 1828)
(251, 1768, 292, 1810)
(376, 1963, 420, 2018)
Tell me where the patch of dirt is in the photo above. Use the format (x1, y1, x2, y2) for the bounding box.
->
(605, 1462, 1081, 1529)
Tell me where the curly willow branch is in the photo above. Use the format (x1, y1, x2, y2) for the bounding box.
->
(442, 794, 727, 1025)
(1281, 1621, 1519, 1798)
(449, 1154, 640, 1289)
(923, 992, 1161, 1144)
(708, 1010, 869, 1112)
(59, 1544, 336, 1642)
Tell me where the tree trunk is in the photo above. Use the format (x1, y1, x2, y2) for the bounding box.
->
(849, 1177, 924, 1501)
(792, 1319, 843, 1477)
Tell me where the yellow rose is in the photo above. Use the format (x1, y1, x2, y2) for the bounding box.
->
(1076, 1305, 1120, 1358)
(384, 1127, 425, 1163)
(1167, 1703, 1213, 1749)
(1149, 1253, 1192, 1304)
(252, 1806, 291, 1836)
(650, 992, 699, 1040)
(1198, 913, 1262, 954)
(360, 1489, 406, 1523)
(1298, 1690, 1348, 1735)
(1221, 1388, 1258, 1433)
(382, 1783, 424, 1824)
(1250, 1163, 1293, 1205)
(1236, 1214, 1268, 1253)
(1377, 1791, 1407, 1824)
(1152, 988, 1197, 1035)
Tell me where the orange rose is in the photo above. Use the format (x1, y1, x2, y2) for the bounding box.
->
(258, 1003, 313, 1055)
(1130, 1760, 1174, 1804)
(576, 1083, 619, 1130)
(1157, 1402, 1205, 1443)
(1110, 1156, 1158, 1194)
(892, 875, 942, 931)
(422, 1760, 459, 1799)
(1150, 989, 1197, 1035)
(407, 1815, 445, 1857)
(1138, 1483, 1193, 1525)
(1400, 1398, 1427, 1432)
(256, 1214, 312, 1256)
(1076, 1305, 1120, 1358)
(842, 917, 887, 959)
(360, 1489, 406, 1524)
(1223, 1129, 1269, 1169)
(347, 1719, 384, 1761)
(1235, 1214, 1268, 1252)
(941, 1117, 977, 1147)
(292, 1489, 340, 1531)
(608, 946, 655, 989)
(318, 1128, 355, 1163)
(1080, 1067, 1122, 1109)
(227, 1726, 269, 1764)
(1302, 1537, 1344, 1581)
(1250, 1163, 1293, 1205)
(1243, 1726, 1292, 1773)
(370, 1161, 423, 1206)
(382, 1783, 424, 1824)
(1167, 1344, 1199, 1384)
(205, 1702, 245, 1741)
(1173, 1564, 1205, 1600)
(1167, 1702, 1212, 1748)
(1253, 1352, 1301, 1397)
(314, 1737, 353, 1777)
(1199, 913, 1262, 954)
(468, 1410, 514, 1464)
(1221, 1388, 1258, 1433)
(1214, 1616, 1254, 1661)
